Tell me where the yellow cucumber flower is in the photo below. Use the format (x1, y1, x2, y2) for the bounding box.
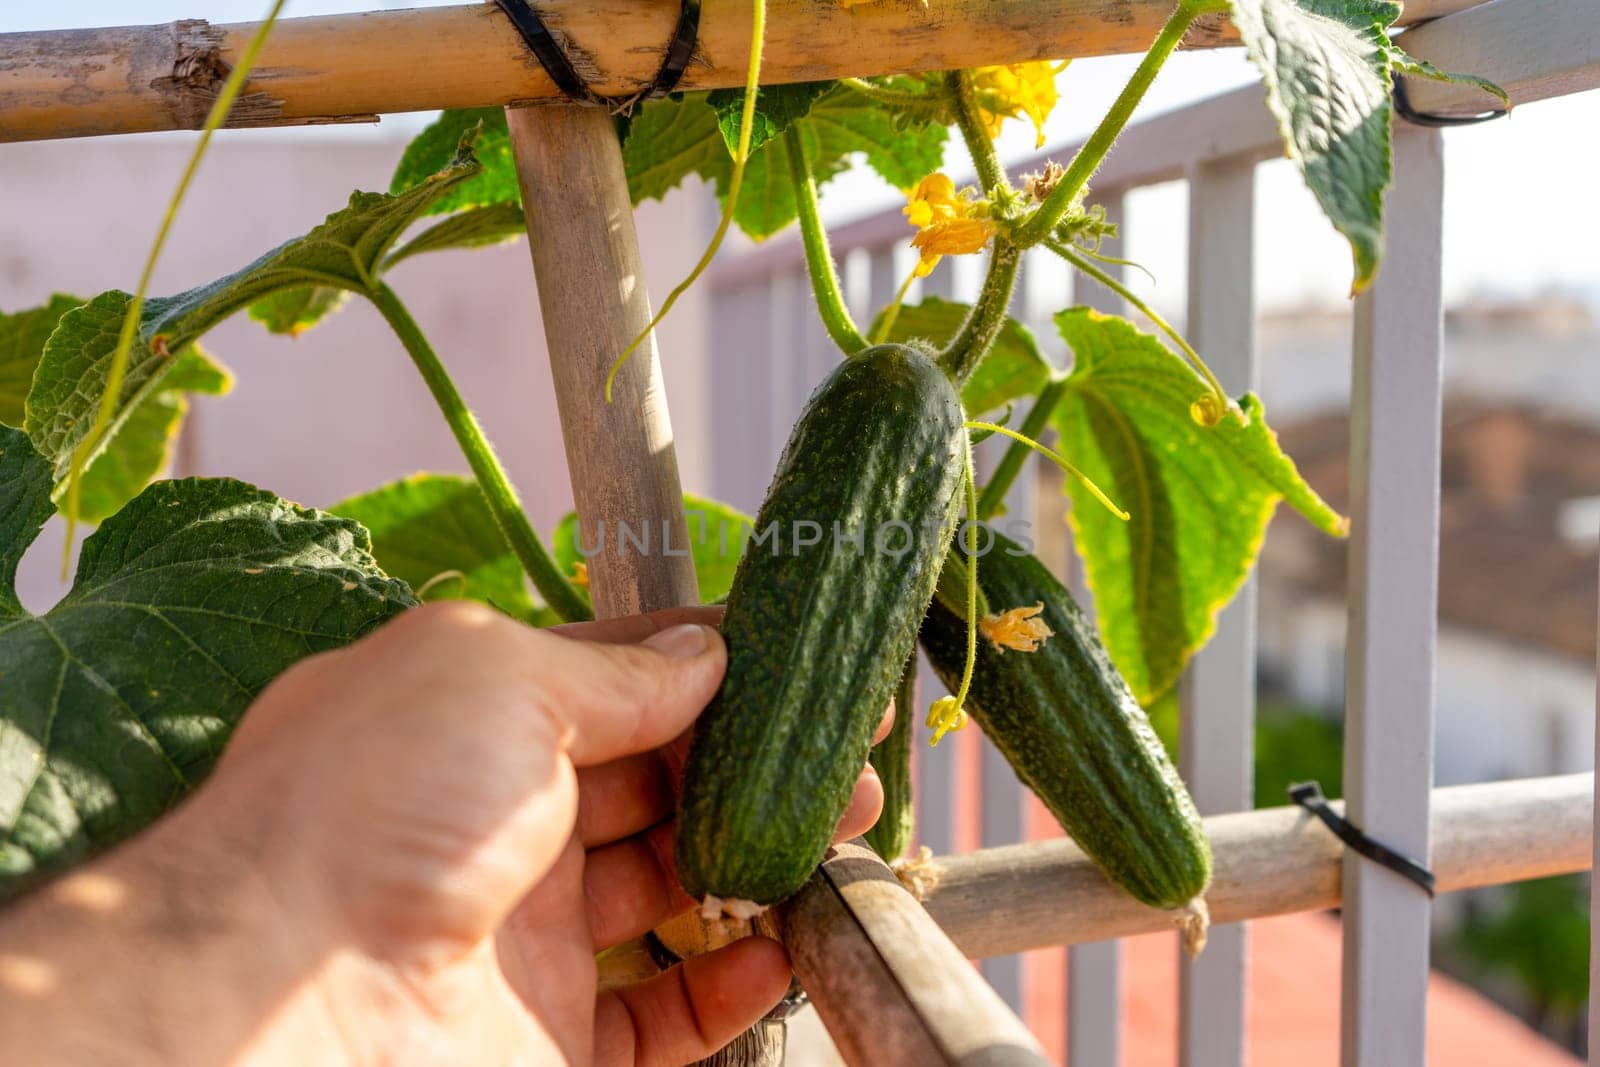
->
(903, 173, 997, 277)
(570, 561, 589, 588)
(926, 695, 969, 745)
(972, 62, 1066, 148)
(979, 602, 1054, 653)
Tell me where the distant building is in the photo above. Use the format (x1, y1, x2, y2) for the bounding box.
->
(1258, 400, 1599, 785)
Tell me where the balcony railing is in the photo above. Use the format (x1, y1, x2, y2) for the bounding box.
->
(703, 0, 1600, 1061)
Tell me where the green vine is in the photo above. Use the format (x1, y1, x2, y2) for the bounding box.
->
(59, 0, 289, 571)
(1010, 0, 1220, 249)
(977, 375, 1070, 520)
(1050, 239, 1230, 423)
(606, 0, 768, 401)
(785, 126, 869, 355)
(369, 284, 592, 622)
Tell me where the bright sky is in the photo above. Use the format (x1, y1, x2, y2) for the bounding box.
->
(8, 1, 1599, 312)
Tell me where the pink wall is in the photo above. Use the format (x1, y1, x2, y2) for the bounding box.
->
(0, 130, 716, 611)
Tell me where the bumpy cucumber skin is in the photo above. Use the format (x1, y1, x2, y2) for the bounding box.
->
(864, 652, 918, 862)
(919, 534, 1211, 910)
(676, 345, 964, 905)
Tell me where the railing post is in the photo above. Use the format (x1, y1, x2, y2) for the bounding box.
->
(1341, 122, 1445, 1067)
(1065, 191, 1126, 1067)
(1178, 159, 1257, 1067)
(1590, 546, 1599, 1067)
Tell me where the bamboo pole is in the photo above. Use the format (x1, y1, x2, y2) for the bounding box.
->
(0, 0, 1481, 143)
(921, 773, 1592, 960)
(502, 102, 786, 1065)
(783, 840, 1051, 1066)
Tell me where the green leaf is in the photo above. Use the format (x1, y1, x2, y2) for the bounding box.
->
(1230, 0, 1505, 291)
(383, 202, 527, 269)
(1051, 308, 1345, 703)
(868, 297, 1051, 416)
(622, 94, 731, 206)
(332, 473, 535, 621)
(74, 348, 232, 524)
(1229, 0, 1397, 290)
(246, 286, 349, 337)
(622, 86, 946, 240)
(713, 86, 948, 239)
(25, 152, 480, 500)
(390, 108, 517, 214)
(2, 297, 229, 521)
(0, 295, 82, 426)
(708, 81, 835, 156)
(1387, 50, 1509, 107)
(0, 425, 412, 896)
(549, 493, 752, 605)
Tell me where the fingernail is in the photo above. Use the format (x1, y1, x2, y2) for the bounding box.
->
(644, 623, 710, 659)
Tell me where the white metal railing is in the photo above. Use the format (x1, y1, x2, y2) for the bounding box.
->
(705, 0, 1599, 1063)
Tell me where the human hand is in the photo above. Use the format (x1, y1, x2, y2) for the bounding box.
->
(0, 601, 889, 1066)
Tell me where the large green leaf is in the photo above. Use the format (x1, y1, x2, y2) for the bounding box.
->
(246, 286, 349, 337)
(0, 295, 81, 426)
(383, 202, 527, 269)
(550, 493, 752, 605)
(24, 151, 480, 501)
(622, 86, 947, 239)
(1051, 308, 1345, 703)
(332, 473, 535, 622)
(2, 296, 231, 522)
(390, 108, 517, 215)
(1230, 0, 1396, 290)
(1230, 0, 1504, 291)
(0, 425, 413, 897)
(622, 94, 730, 206)
(868, 297, 1051, 416)
(73, 349, 232, 524)
(708, 81, 836, 156)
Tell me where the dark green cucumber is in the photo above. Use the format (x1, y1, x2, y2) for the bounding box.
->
(864, 652, 918, 862)
(676, 344, 964, 907)
(919, 533, 1211, 910)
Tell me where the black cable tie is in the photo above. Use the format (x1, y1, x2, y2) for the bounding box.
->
(494, 0, 701, 108)
(1392, 71, 1507, 128)
(646, 0, 702, 99)
(1289, 781, 1437, 896)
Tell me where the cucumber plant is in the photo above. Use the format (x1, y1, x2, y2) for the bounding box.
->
(1, 0, 1501, 942)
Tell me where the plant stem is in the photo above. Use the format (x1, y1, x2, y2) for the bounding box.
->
(1011, 0, 1204, 248)
(785, 126, 868, 355)
(870, 263, 920, 344)
(967, 420, 1129, 521)
(937, 244, 1020, 385)
(1050, 238, 1228, 416)
(977, 374, 1070, 520)
(60, 0, 288, 574)
(839, 77, 948, 117)
(606, 0, 767, 400)
(947, 71, 1007, 196)
(369, 283, 592, 622)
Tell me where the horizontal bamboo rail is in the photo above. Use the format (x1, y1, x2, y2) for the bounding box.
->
(0, 0, 1483, 143)
(923, 773, 1592, 959)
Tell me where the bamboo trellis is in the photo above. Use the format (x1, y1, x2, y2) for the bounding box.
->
(4, 2, 1598, 1065)
(0, 0, 1478, 142)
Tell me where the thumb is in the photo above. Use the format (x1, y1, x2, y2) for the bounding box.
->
(529, 621, 727, 767)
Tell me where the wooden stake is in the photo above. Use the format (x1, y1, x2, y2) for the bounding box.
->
(503, 101, 782, 1066)
(784, 840, 1052, 1066)
(0, 0, 1475, 143)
